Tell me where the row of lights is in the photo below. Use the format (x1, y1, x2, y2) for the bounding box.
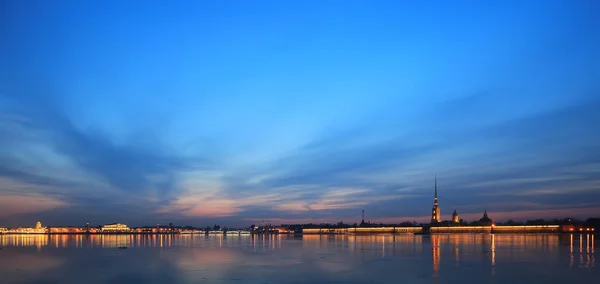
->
(569, 228, 595, 232)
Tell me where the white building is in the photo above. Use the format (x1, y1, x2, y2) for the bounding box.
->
(102, 223, 130, 232)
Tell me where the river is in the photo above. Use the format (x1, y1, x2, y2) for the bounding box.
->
(0, 233, 596, 283)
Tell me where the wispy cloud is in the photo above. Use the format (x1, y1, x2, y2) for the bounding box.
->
(196, 98, 600, 225)
(1, 0, 598, 228)
(0, 84, 213, 225)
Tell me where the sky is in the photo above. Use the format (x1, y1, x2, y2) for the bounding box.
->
(0, 0, 599, 227)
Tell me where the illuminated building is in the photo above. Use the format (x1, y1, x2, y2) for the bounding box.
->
(431, 176, 440, 224)
(273, 226, 291, 234)
(0, 227, 7, 233)
(134, 224, 182, 233)
(101, 223, 130, 232)
(452, 209, 459, 224)
(48, 226, 86, 234)
(87, 227, 101, 233)
(134, 226, 156, 233)
(11, 221, 47, 234)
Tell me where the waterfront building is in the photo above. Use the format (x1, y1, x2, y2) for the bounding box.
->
(0, 227, 7, 233)
(101, 223, 130, 232)
(134, 225, 181, 233)
(11, 221, 46, 234)
(431, 177, 440, 224)
(360, 209, 365, 226)
(273, 226, 292, 234)
(452, 209, 459, 224)
(134, 226, 155, 233)
(48, 226, 87, 234)
(88, 227, 101, 233)
(479, 210, 494, 226)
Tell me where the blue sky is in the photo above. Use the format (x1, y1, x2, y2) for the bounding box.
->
(1, 0, 599, 227)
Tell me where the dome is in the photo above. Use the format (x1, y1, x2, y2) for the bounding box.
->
(479, 210, 493, 225)
(452, 209, 459, 223)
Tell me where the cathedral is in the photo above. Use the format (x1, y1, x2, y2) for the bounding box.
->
(431, 177, 441, 223)
(479, 210, 493, 225)
(430, 177, 460, 225)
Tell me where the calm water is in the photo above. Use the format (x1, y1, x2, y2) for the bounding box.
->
(0, 233, 596, 283)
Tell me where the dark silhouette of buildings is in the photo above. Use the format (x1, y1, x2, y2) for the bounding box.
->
(479, 210, 493, 225)
(360, 209, 365, 226)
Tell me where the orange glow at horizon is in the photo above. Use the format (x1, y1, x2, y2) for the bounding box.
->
(0, 193, 68, 218)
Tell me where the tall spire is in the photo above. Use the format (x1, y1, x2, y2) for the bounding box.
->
(434, 175, 438, 199)
(362, 209, 364, 223)
(431, 175, 441, 224)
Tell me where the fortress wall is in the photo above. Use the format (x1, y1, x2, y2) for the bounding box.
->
(491, 225, 561, 233)
(304, 225, 563, 234)
(431, 226, 492, 233)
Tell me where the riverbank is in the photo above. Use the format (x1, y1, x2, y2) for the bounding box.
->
(303, 224, 595, 234)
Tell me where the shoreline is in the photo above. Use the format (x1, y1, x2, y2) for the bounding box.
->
(0, 232, 595, 236)
(0, 232, 256, 235)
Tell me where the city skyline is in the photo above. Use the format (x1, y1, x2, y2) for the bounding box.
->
(1, 1, 600, 227)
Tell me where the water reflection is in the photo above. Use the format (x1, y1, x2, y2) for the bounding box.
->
(570, 234, 574, 267)
(432, 234, 440, 277)
(491, 234, 496, 266)
(0, 234, 295, 250)
(0, 234, 48, 250)
(0, 233, 597, 283)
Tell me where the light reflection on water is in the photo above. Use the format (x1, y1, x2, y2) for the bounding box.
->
(0, 233, 597, 284)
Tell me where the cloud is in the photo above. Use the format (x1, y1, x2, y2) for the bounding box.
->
(1, 0, 598, 229)
(196, 97, 600, 225)
(0, 83, 213, 225)
(2, 76, 599, 227)
(0, 182, 68, 219)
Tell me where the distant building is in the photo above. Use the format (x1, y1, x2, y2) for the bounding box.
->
(452, 209, 459, 224)
(102, 223, 130, 232)
(431, 177, 441, 224)
(134, 226, 156, 233)
(479, 210, 493, 226)
(360, 209, 365, 226)
(135, 225, 181, 233)
(48, 226, 86, 234)
(13, 221, 46, 234)
(273, 226, 291, 234)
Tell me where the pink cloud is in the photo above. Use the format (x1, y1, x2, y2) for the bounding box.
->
(0, 194, 68, 218)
